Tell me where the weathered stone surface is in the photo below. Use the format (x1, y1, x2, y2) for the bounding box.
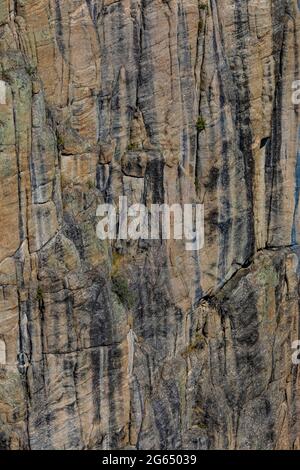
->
(0, 0, 300, 450)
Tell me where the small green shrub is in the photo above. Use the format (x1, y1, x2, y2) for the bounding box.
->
(112, 274, 134, 309)
(36, 286, 45, 313)
(127, 142, 138, 151)
(87, 179, 94, 189)
(57, 134, 65, 150)
(196, 116, 206, 132)
(26, 64, 37, 77)
(36, 286, 43, 302)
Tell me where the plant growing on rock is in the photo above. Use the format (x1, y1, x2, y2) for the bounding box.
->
(87, 179, 94, 189)
(36, 286, 45, 313)
(127, 142, 139, 151)
(111, 273, 134, 309)
(57, 133, 65, 151)
(199, 3, 208, 11)
(25, 64, 37, 77)
(36, 286, 43, 302)
(196, 116, 206, 132)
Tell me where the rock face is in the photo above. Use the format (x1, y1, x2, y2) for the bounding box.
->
(0, 0, 300, 450)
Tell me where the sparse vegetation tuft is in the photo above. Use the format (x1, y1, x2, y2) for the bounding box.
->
(26, 64, 37, 77)
(87, 179, 94, 189)
(112, 274, 135, 309)
(36, 286, 43, 302)
(196, 116, 206, 132)
(127, 142, 139, 151)
(57, 134, 65, 150)
(199, 3, 208, 11)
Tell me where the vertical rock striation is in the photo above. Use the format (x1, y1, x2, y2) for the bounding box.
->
(0, 0, 300, 450)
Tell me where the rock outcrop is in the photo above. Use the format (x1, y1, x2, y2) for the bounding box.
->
(0, 0, 300, 450)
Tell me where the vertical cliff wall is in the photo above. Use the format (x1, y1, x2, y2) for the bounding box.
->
(0, 0, 300, 450)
